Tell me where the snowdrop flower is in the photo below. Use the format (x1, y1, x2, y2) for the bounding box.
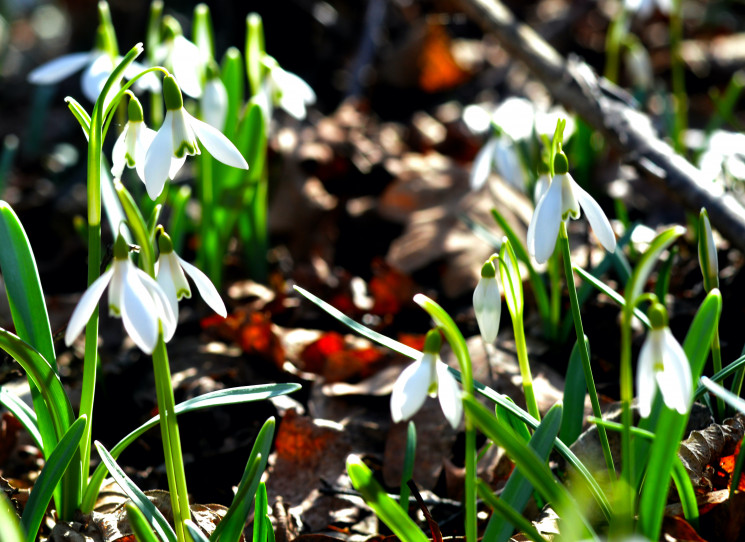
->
(153, 17, 206, 98)
(111, 95, 156, 182)
(698, 130, 745, 188)
(390, 329, 462, 429)
(258, 57, 316, 121)
(625, 0, 671, 18)
(698, 208, 719, 292)
(28, 25, 154, 104)
(143, 75, 248, 199)
(527, 152, 616, 264)
(155, 231, 227, 320)
(200, 62, 228, 130)
(637, 302, 692, 417)
(473, 258, 501, 344)
(64, 235, 176, 354)
(470, 131, 528, 192)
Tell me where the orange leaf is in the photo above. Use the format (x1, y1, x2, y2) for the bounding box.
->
(418, 22, 470, 93)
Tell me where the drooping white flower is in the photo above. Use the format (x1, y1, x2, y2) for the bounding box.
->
(390, 329, 462, 429)
(473, 258, 501, 344)
(470, 133, 528, 192)
(257, 57, 316, 121)
(527, 153, 616, 264)
(28, 25, 153, 104)
(637, 302, 692, 417)
(111, 95, 156, 181)
(64, 235, 176, 354)
(697, 130, 745, 188)
(155, 231, 227, 320)
(143, 74, 248, 199)
(152, 18, 206, 98)
(200, 63, 228, 130)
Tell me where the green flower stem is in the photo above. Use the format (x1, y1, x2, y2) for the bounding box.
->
(614, 310, 635, 535)
(152, 338, 190, 542)
(514, 318, 540, 422)
(548, 252, 562, 342)
(558, 223, 616, 479)
(78, 44, 145, 499)
(413, 295, 476, 542)
(604, 5, 629, 83)
(712, 331, 725, 418)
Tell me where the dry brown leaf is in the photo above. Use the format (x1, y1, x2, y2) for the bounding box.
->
(679, 413, 745, 490)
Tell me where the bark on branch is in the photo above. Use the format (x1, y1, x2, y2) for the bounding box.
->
(458, 0, 745, 252)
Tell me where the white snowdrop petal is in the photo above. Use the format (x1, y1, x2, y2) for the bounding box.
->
(111, 126, 128, 178)
(28, 52, 94, 84)
(390, 359, 430, 423)
(144, 113, 175, 199)
(470, 138, 498, 191)
(473, 278, 500, 343)
(65, 268, 114, 347)
(436, 362, 462, 429)
(138, 269, 178, 342)
(660, 329, 692, 414)
(531, 176, 563, 264)
(134, 125, 157, 183)
(172, 36, 204, 98)
(202, 78, 229, 129)
(120, 268, 161, 354)
(81, 53, 114, 103)
(178, 255, 227, 317)
(636, 332, 657, 418)
(493, 138, 526, 191)
(155, 254, 182, 320)
(573, 178, 617, 254)
(186, 111, 248, 170)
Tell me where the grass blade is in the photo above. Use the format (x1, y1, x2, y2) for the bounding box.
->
(82, 384, 297, 513)
(184, 519, 211, 542)
(127, 503, 162, 542)
(0, 492, 23, 542)
(347, 455, 430, 542)
(0, 388, 43, 451)
(95, 441, 177, 542)
(20, 416, 86, 542)
(560, 339, 587, 446)
(477, 480, 548, 542)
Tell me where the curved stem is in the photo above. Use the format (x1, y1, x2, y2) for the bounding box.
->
(558, 222, 615, 478)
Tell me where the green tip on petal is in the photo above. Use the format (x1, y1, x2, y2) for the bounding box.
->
(648, 302, 668, 330)
(480, 260, 496, 278)
(163, 75, 184, 111)
(127, 95, 144, 122)
(113, 234, 130, 260)
(554, 151, 569, 175)
(157, 230, 174, 254)
(423, 329, 442, 354)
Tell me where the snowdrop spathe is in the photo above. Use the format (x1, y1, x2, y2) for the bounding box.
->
(698, 208, 719, 292)
(143, 74, 248, 199)
(390, 329, 462, 429)
(156, 231, 227, 320)
(473, 257, 501, 344)
(64, 235, 176, 354)
(526, 153, 616, 264)
(637, 302, 692, 417)
(111, 94, 156, 181)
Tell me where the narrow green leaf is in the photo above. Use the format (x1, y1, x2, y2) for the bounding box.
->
(0, 388, 43, 451)
(573, 265, 650, 328)
(0, 492, 23, 542)
(252, 482, 269, 542)
(64, 97, 91, 137)
(700, 376, 745, 414)
(624, 225, 686, 310)
(499, 237, 524, 318)
(399, 421, 416, 513)
(220, 47, 244, 140)
(0, 201, 57, 455)
(126, 503, 161, 542)
(671, 456, 699, 529)
(483, 403, 563, 542)
(21, 416, 86, 542)
(694, 354, 745, 400)
(245, 13, 265, 97)
(192, 4, 215, 60)
(654, 245, 678, 301)
(560, 339, 587, 445)
(210, 417, 275, 542)
(184, 519, 211, 542)
(477, 480, 548, 542)
(346, 455, 430, 542)
(82, 385, 297, 513)
(295, 286, 420, 359)
(95, 441, 177, 542)
(496, 398, 532, 444)
(463, 396, 596, 540)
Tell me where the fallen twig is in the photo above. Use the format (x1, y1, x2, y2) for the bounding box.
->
(458, 0, 745, 253)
